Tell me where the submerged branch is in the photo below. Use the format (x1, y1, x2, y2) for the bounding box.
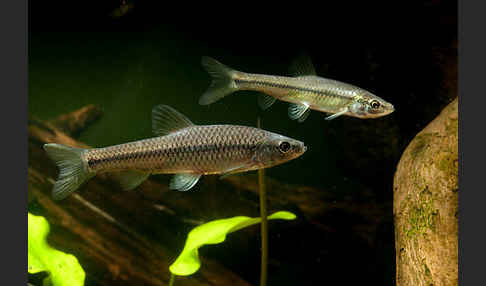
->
(29, 105, 391, 285)
(28, 106, 251, 286)
(50, 104, 103, 137)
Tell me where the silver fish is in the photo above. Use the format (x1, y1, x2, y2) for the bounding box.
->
(199, 54, 394, 122)
(43, 105, 307, 200)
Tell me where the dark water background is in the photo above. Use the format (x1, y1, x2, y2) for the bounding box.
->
(28, 1, 457, 285)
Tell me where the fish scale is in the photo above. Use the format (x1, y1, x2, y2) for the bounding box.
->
(43, 104, 306, 200)
(199, 56, 394, 121)
(84, 125, 267, 175)
(237, 73, 356, 113)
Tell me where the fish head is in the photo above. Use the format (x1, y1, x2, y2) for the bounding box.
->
(254, 132, 307, 168)
(349, 92, 395, 119)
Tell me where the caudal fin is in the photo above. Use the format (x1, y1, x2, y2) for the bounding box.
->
(43, 143, 95, 200)
(199, 56, 238, 105)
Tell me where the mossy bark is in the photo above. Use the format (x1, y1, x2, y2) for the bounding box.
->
(394, 97, 458, 286)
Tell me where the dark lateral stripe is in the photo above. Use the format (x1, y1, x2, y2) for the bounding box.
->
(88, 149, 161, 167)
(87, 143, 255, 167)
(163, 143, 252, 155)
(234, 78, 335, 97)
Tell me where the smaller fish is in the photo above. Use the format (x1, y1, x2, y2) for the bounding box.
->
(199, 54, 394, 122)
(110, 0, 135, 18)
(43, 105, 307, 200)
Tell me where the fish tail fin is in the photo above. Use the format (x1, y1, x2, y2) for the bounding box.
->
(199, 56, 238, 105)
(43, 143, 95, 200)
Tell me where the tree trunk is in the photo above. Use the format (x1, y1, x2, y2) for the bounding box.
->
(394, 97, 458, 286)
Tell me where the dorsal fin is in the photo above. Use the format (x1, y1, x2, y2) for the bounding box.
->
(152, 105, 195, 136)
(289, 52, 317, 76)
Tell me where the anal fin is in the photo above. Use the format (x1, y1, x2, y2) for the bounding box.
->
(170, 173, 202, 192)
(114, 170, 150, 191)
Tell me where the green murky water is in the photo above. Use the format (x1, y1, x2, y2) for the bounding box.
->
(28, 2, 458, 284)
(29, 29, 357, 193)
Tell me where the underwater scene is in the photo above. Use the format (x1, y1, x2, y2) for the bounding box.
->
(28, 1, 458, 285)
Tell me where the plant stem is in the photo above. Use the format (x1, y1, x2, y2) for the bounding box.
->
(168, 273, 175, 286)
(257, 117, 268, 286)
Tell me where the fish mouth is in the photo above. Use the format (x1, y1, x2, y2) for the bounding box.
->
(291, 143, 307, 158)
(297, 144, 308, 155)
(384, 104, 395, 115)
(373, 103, 394, 117)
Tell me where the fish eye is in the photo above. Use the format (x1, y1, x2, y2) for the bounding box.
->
(279, 141, 291, 153)
(370, 100, 381, 109)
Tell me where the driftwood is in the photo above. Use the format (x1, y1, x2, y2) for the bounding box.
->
(29, 105, 391, 285)
(29, 108, 251, 286)
(393, 97, 458, 286)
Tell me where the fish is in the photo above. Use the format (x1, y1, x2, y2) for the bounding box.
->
(43, 105, 307, 200)
(110, 0, 135, 18)
(199, 54, 395, 122)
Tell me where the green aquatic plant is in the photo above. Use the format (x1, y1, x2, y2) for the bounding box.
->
(28, 213, 85, 286)
(169, 211, 296, 277)
(168, 117, 295, 286)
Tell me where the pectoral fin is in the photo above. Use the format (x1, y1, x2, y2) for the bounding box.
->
(219, 162, 255, 179)
(170, 173, 202, 192)
(325, 108, 348, 120)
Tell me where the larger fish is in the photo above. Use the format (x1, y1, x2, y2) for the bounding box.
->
(43, 105, 307, 200)
(199, 54, 394, 122)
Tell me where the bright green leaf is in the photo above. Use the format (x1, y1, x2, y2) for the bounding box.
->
(28, 213, 85, 286)
(169, 211, 296, 276)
